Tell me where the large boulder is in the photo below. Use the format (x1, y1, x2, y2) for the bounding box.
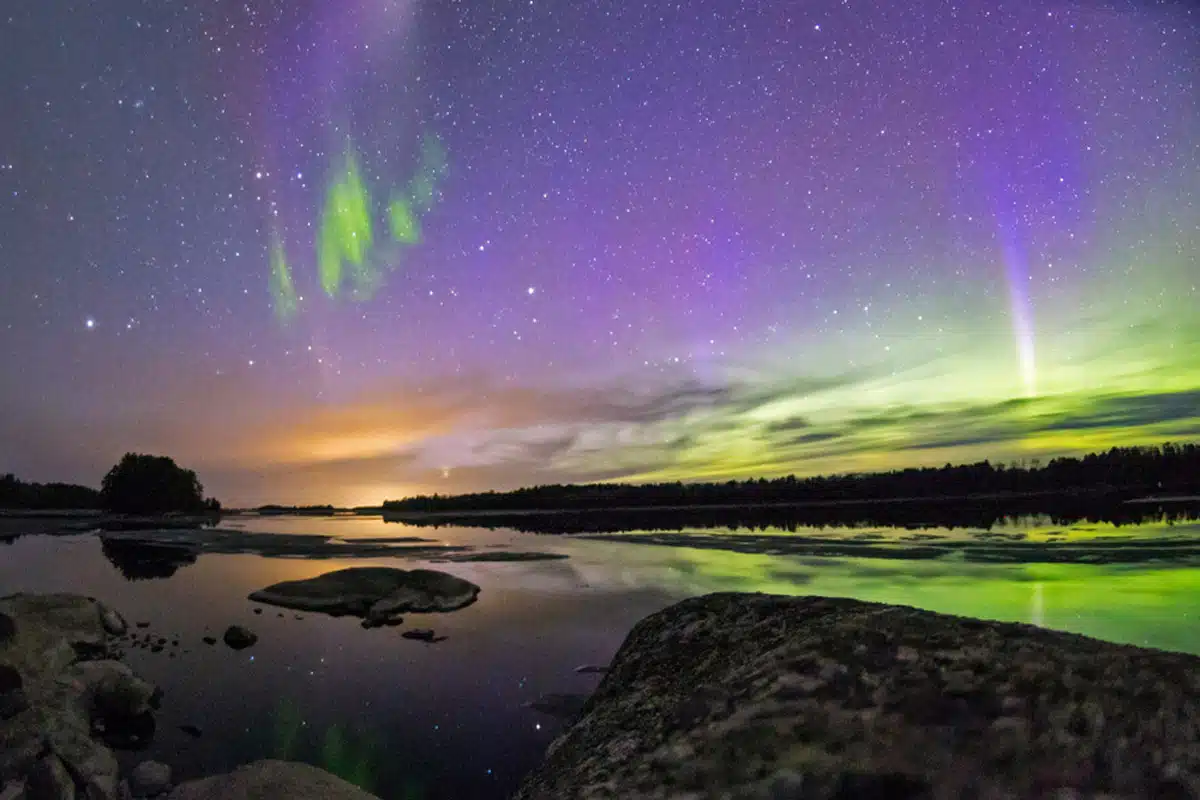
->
(514, 593, 1200, 799)
(165, 760, 379, 800)
(248, 567, 480, 622)
(0, 594, 120, 676)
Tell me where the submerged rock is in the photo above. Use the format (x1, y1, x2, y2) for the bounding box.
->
(222, 626, 257, 650)
(248, 567, 480, 622)
(129, 760, 172, 797)
(524, 693, 588, 720)
(573, 665, 609, 675)
(165, 760, 379, 800)
(399, 628, 437, 642)
(514, 592, 1200, 800)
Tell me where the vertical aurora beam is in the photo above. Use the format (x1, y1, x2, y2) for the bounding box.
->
(1001, 235, 1038, 398)
(269, 234, 298, 323)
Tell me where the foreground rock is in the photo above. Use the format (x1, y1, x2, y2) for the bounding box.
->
(514, 593, 1200, 799)
(129, 760, 172, 797)
(165, 760, 379, 800)
(248, 567, 480, 623)
(222, 626, 257, 650)
(0, 594, 159, 799)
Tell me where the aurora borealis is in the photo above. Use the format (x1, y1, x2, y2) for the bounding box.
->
(1, 1, 1197, 506)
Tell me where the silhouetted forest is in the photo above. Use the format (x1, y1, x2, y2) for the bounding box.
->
(0, 473, 100, 509)
(384, 443, 1200, 514)
(255, 504, 339, 516)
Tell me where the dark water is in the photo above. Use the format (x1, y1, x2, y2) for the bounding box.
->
(2, 514, 1198, 799)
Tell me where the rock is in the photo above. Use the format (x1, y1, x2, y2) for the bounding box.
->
(164, 760, 379, 800)
(0, 614, 14, 645)
(0, 780, 24, 800)
(513, 593, 1200, 800)
(222, 627, 256, 650)
(98, 606, 128, 637)
(178, 725, 201, 738)
(252, 609, 262, 615)
(65, 660, 159, 719)
(573, 665, 609, 675)
(201, 637, 215, 646)
(25, 755, 73, 800)
(0, 594, 155, 795)
(248, 567, 479, 622)
(135, 623, 149, 629)
(45, 726, 118, 800)
(0, 594, 114, 676)
(128, 761, 171, 797)
(360, 616, 405, 629)
(524, 693, 588, 719)
(400, 628, 436, 641)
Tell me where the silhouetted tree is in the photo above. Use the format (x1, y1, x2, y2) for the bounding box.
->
(100, 453, 216, 514)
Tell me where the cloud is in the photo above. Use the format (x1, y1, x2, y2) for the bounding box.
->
(5, 313, 1198, 506)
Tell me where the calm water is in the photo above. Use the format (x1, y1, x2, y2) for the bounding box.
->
(1, 514, 1198, 799)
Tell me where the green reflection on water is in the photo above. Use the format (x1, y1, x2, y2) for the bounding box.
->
(651, 545, 1200, 655)
(273, 698, 390, 795)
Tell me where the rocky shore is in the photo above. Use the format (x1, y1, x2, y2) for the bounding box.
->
(513, 593, 1200, 799)
(0, 593, 379, 800)
(6, 589, 1199, 799)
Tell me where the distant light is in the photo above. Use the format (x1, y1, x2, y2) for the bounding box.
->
(527, 286, 536, 295)
(255, 171, 263, 179)
(85, 318, 95, 329)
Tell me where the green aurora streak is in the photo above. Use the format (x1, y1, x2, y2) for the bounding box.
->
(282, 134, 449, 308)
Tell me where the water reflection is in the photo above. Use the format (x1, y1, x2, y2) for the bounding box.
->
(386, 498, 1200, 534)
(0, 514, 1197, 799)
(101, 537, 199, 581)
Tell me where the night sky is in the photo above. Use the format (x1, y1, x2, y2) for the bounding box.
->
(1, 0, 1197, 506)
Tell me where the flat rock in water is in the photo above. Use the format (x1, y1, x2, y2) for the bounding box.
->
(513, 592, 1200, 800)
(165, 760, 380, 800)
(400, 628, 437, 641)
(573, 664, 609, 675)
(248, 567, 480, 621)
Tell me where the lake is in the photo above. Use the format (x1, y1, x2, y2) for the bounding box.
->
(1, 512, 1198, 799)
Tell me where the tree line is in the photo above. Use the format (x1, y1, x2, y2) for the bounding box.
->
(1, 453, 220, 514)
(0, 474, 101, 510)
(383, 442, 1200, 513)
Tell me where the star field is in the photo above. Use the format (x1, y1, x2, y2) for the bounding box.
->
(1, 0, 1197, 505)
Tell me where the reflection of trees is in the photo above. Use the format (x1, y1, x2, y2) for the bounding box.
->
(391, 500, 1200, 535)
(100, 537, 199, 581)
